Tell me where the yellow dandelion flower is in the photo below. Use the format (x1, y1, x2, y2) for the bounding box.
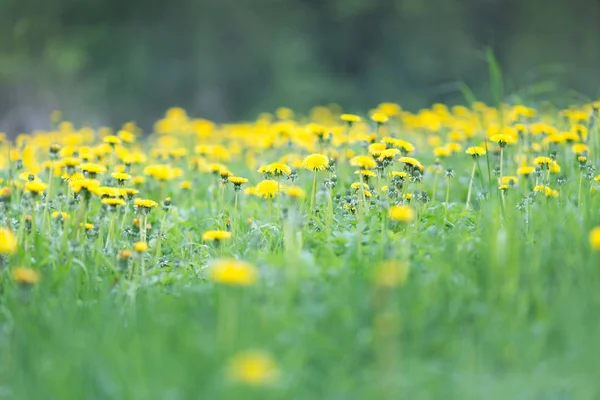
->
(24, 181, 48, 195)
(340, 114, 361, 123)
(259, 162, 291, 176)
(111, 172, 132, 182)
(517, 165, 535, 176)
(134, 198, 158, 209)
(391, 171, 408, 179)
(534, 156, 553, 168)
(93, 186, 121, 198)
(132, 176, 145, 186)
(466, 146, 486, 157)
(490, 134, 517, 146)
(71, 179, 100, 194)
(120, 188, 139, 198)
(255, 180, 279, 199)
(433, 146, 450, 158)
(133, 241, 149, 252)
(103, 135, 121, 145)
(286, 186, 306, 199)
(51, 211, 69, 219)
(589, 227, 600, 250)
(227, 350, 279, 386)
(572, 143, 589, 155)
(351, 182, 370, 191)
(399, 157, 422, 168)
(101, 198, 126, 207)
(355, 169, 377, 178)
(499, 176, 519, 185)
(12, 267, 40, 285)
(302, 154, 329, 171)
(389, 205, 415, 222)
(180, 180, 193, 190)
(0, 228, 17, 254)
(378, 148, 400, 161)
(202, 230, 232, 242)
(61, 157, 81, 168)
(118, 129, 136, 143)
(368, 143, 387, 155)
(350, 155, 377, 169)
(209, 259, 258, 286)
(371, 112, 389, 124)
(80, 163, 107, 175)
(144, 164, 174, 180)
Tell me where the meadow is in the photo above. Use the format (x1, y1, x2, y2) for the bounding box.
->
(1, 101, 600, 399)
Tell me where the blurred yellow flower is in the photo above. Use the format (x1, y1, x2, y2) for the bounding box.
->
(227, 350, 279, 386)
(12, 267, 40, 285)
(589, 227, 600, 249)
(209, 259, 258, 286)
(202, 230, 232, 242)
(0, 228, 17, 254)
(389, 205, 415, 222)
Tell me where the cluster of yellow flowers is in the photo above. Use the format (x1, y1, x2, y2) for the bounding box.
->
(2, 100, 600, 287)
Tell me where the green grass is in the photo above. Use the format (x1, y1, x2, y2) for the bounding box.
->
(2, 107, 600, 399)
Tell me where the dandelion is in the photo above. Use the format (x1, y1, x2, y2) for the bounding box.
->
(111, 172, 132, 184)
(103, 135, 121, 146)
(228, 176, 249, 190)
(101, 198, 126, 207)
(465, 146, 486, 158)
(133, 241, 149, 252)
(0, 228, 17, 254)
(340, 114, 361, 124)
(572, 143, 589, 155)
(389, 205, 415, 222)
(52, 212, 69, 220)
(499, 176, 519, 185)
(80, 163, 107, 176)
(180, 180, 192, 190)
(517, 165, 535, 176)
(255, 180, 279, 199)
(258, 162, 291, 177)
(589, 227, 600, 249)
(134, 198, 158, 209)
(399, 157, 422, 169)
(371, 112, 389, 124)
(302, 154, 329, 210)
(227, 350, 279, 386)
(350, 155, 377, 170)
(12, 267, 40, 285)
(433, 146, 450, 158)
(24, 181, 48, 196)
(302, 154, 329, 171)
(209, 259, 258, 286)
(534, 157, 553, 169)
(286, 186, 306, 199)
(202, 230, 232, 242)
(490, 134, 517, 147)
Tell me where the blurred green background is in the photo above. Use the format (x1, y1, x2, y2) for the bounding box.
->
(0, 0, 599, 131)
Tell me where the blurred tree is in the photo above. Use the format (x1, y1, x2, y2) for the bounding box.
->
(0, 0, 598, 132)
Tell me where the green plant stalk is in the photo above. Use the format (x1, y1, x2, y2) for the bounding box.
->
(465, 161, 477, 209)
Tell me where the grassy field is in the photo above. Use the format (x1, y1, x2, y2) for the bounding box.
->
(2, 102, 600, 399)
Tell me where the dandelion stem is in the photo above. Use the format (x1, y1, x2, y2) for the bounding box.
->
(310, 171, 318, 211)
(578, 169, 584, 208)
(465, 161, 477, 209)
(444, 175, 451, 218)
